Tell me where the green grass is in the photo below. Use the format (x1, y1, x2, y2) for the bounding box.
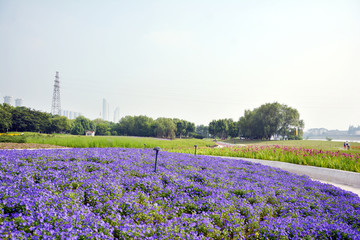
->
(0, 135, 26, 143)
(25, 134, 214, 149)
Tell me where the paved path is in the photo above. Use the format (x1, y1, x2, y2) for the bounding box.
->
(215, 141, 246, 147)
(219, 156, 360, 197)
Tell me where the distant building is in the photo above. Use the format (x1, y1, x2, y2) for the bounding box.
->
(114, 106, 120, 123)
(306, 128, 328, 136)
(73, 112, 81, 119)
(62, 110, 69, 118)
(327, 129, 347, 136)
(102, 98, 109, 121)
(3, 96, 13, 106)
(61, 110, 82, 120)
(15, 98, 24, 107)
(85, 131, 95, 136)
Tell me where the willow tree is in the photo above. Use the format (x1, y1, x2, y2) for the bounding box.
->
(238, 102, 304, 140)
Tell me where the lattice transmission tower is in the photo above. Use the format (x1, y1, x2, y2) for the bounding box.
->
(51, 71, 61, 115)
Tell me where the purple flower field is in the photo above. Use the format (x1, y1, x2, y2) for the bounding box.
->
(0, 148, 359, 239)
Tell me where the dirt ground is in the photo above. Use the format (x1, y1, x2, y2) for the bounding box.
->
(0, 143, 67, 149)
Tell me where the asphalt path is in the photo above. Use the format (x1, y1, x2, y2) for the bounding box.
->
(218, 156, 360, 197)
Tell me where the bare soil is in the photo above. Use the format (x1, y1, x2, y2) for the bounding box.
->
(0, 143, 67, 149)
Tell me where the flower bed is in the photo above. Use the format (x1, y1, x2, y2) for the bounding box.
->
(171, 145, 360, 173)
(0, 148, 359, 239)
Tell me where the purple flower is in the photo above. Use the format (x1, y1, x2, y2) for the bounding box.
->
(0, 148, 359, 239)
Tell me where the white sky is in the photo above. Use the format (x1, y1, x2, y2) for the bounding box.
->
(0, 0, 359, 130)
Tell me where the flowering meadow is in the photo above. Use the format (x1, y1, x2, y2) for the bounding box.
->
(1, 148, 360, 239)
(172, 145, 360, 173)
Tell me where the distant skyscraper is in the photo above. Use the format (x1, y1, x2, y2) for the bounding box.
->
(3, 96, 13, 106)
(15, 98, 24, 107)
(60, 110, 81, 120)
(102, 98, 109, 121)
(114, 107, 120, 123)
(61, 110, 67, 118)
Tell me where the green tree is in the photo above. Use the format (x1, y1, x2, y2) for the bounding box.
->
(114, 115, 155, 137)
(195, 125, 209, 138)
(153, 118, 176, 139)
(208, 120, 217, 138)
(96, 123, 110, 135)
(70, 116, 95, 135)
(92, 118, 110, 136)
(173, 118, 187, 138)
(226, 119, 239, 138)
(116, 116, 135, 136)
(50, 115, 71, 133)
(278, 105, 298, 139)
(208, 119, 229, 139)
(298, 120, 305, 139)
(110, 122, 119, 136)
(0, 104, 13, 132)
(185, 122, 195, 137)
(11, 107, 51, 133)
(172, 119, 196, 138)
(70, 123, 85, 135)
(278, 105, 304, 140)
(10, 107, 28, 131)
(256, 102, 282, 139)
(238, 102, 304, 140)
(133, 115, 154, 136)
(238, 109, 255, 139)
(216, 119, 229, 139)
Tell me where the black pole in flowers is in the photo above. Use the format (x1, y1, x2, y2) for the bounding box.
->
(194, 145, 198, 156)
(153, 147, 161, 172)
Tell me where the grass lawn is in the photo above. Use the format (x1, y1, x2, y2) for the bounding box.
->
(23, 133, 215, 149)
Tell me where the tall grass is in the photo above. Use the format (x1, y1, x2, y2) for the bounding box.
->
(0, 135, 26, 143)
(25, 135, 214, 149)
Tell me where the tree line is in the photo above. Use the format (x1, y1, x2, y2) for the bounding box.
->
(0, 102, 304, 139)
(111, 116, 197, 139)
(0, 104, 199, 138)
(0, 104, 69, 133)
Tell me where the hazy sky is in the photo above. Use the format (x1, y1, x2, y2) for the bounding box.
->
(1, 0, 359, 130)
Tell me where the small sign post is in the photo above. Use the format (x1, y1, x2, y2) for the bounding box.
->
(153, 147, 161, 172)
